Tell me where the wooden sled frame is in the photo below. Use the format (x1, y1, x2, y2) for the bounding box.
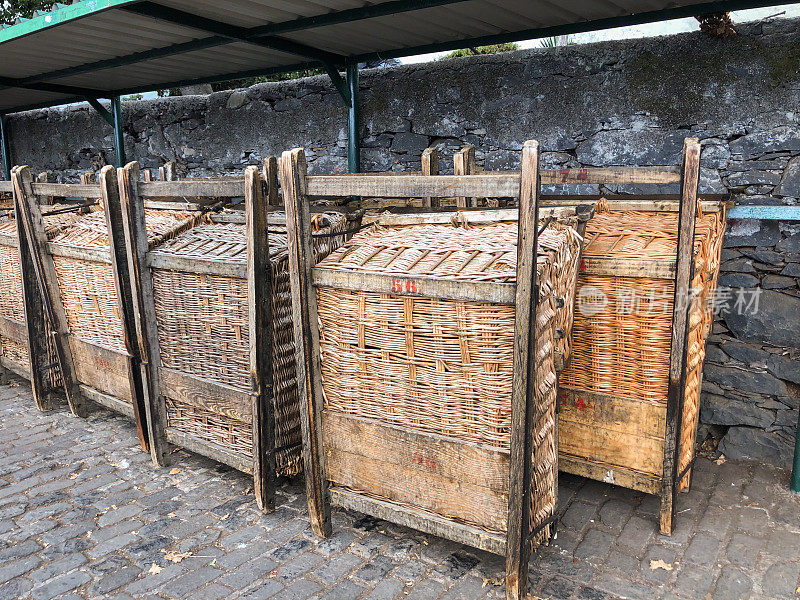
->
(284, 140, 547, 600)
(552, 138, 714, 535)
(119, 162, 278, 512)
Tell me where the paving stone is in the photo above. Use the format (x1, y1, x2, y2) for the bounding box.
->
(592, 573, 661, 600)
(31, 570, 91, 600)
(639, 545, 677, 583)
(598, 498, 634, 530)
(617, 515, 654, 553)
(161, 566, 224, 598)
(29, 553, 88, 583)
(405, 578, 445, 600)
(271, 577, 321, 600)
(276, 552, 324, 582)
(725, 532, 764, 567)
(365, 577, 407, 600)
(89, 564, 141, 595)
(713, 565, 752, 600)
(574, 529, 614, 563)
(540, 574, 581, 599)
(562, 501, 598, 531)
(315, 530, 357, 556)
(683, 532, 722, 567)
(672, 563, 714, 598)
(219, 557, 277, 589)
(760, 561, 800, 599)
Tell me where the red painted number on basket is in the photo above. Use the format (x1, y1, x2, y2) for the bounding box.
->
(560, 169, 588, 183)
(559, 391, 590, 412)
(412, 452, 436, 470)
(579, 258, 588, 272)
(97, 357, 112, 370)
(391, 278, 419, 294)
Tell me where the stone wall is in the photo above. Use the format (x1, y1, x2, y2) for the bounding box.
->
(6, 18, 800, 467)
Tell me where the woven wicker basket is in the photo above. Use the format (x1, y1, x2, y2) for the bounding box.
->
(559, 199, 726, 489)
(0, 211, 82, 384)
(315, 218, 580, 538)
(150, 211, 354, 477)
(49, 210, 200, 354)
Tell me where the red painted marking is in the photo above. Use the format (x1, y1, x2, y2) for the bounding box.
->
(579, 258, 588, 272)
(391, 278, 420, 294)
(97, 357, 112, 370)
(560, 169, 570, 183)
(412, 452, 437, 470)
(576, 397, 586, 411)
(577, 169, 588, 182)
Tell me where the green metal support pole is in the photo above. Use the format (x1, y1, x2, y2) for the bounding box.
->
(111, 96, 126, 168)
(792, 411, 800, 493)
(0, 114, 12, 180)
(346, 62, 360, 173)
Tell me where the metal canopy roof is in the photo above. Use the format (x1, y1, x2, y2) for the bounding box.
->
(0, 0, 785, 114)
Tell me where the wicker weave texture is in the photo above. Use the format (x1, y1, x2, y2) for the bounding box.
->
(152, 212, 353, 476)
(316, 219, 572, 535)
(49, 210, 199, 353)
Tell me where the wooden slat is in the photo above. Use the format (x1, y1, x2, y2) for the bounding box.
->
(31, 182, 101, 197)
(165, 428, 253, 474)
(539, 166, 681, 185)
(0, 180, 12, 193)
(580, 256, 676, 279)
(47, 242, 111, 264)
(0, 356, 29, 379)
(506, 140, 541, 600)
(69, 336, 133, 404)
(99, 165, 149, 451)
(246, 165, 276, 512)
(0, 316, 26, 343)
(263, 156, 279, 206)
(0, 232, 16, 247)
(539, 197, 723, 212)
(661, 138, 701, 535)
(313, 268, 515, 304)
(323, 412, 509, 491)
(282, 147, 332, 538)
(13, 166, 86, 417)
(558, 456, 662, 496)
(558, 388, 667, 439)
(159, 367, 251, 424)
(79, 384, 134, 419)
(143, 200, 204, 211)
(331, 487, 506, 556)
(138, 180, 244, 198)
(454, 145, 476, 208)
(147, 253, 245, 278)
(119, 161, 172, 467)
(306, 174, 520, 199)
(361, 206, 577, 227)
(421, 147, 438, 208)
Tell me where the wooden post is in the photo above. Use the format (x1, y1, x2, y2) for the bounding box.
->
(36, 172, 53, 205)
(118, 161, 173, 467)
(454, 145, 476, 208)
(660, 137, 700, 535)
(262, 156, 279, 206)
(245, 165, 276, 512)
(282, 148, 332, 538)
(421, 148, 439, 208)
(12, 166, 53, 410)
(99, 165, 150, 453)
(142, 169, 153, 183)
(505, 140, 540, 600)
(12, 165, 87, 418)
(81, 172, 97, 212)
(163, 162, 176, 182)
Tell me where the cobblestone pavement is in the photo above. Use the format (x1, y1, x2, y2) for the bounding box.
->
(1, 378, 799, 600)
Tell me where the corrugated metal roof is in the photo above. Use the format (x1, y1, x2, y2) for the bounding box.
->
(0, 0, 785, 113)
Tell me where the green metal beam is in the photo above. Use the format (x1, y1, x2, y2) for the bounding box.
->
(346, 62, 360, 174)
(0, 115, 11, 180)
(111, 96, 126, 167)
(122, 2, 346, 65)
(0, 75, 106, 98)
(323, 64, 350, 105)
(86, 97, 114, 127)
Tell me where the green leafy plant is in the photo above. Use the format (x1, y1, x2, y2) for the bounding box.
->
(0, 0, 54, 26)
(442, 43, 519, 59)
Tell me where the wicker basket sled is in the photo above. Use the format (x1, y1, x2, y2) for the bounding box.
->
(553, 138, 727, 535)
(283, 141, 580, 600)
(120, 160, 357, 511)
(11, 165, 203, 451)
(0, 179, 83, 406)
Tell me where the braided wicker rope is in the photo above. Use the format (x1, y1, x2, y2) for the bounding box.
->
(316, 218, 577, 536)
(152, 212, 354, 476)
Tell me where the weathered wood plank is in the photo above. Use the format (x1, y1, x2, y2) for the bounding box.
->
(0, 180, 12, 193)
(0, 356, 29, 379)
(454, 145, 477, 208)
(558, 456, 662, 496)
(580, 256, 676, 279)
(361, 206, 577, 227)
(47, 242, 111, 263)
(558, 388, 667, 440)
(79, 384, 134, 419)
(159, 367, 251, 424)
(0, 316, 26, 343)
(323, 411, 509, 491)
(330, 488, 507, 556)
(539, 166, 681, 185)
(661, 138, 701, 535)
(138, 180, 244, 199)
(263, 156, 279, 206)
(13, 166, 87, 417)
(119, 161, 172, 467)
(99, 165, 149, 451)
(506, 140, 540, 600)
(282, 148, 332, 538)
(69, 336, 133, 404)
(306, 174, 520, 199)
(147, 253, 246, 278)
(421, 147, 439, 208)
(246, 165, 276, 512)
(539, 197, 723, 212)
(165, 428, 253, 474)
(31, 182, 100, 198)
(313, 268, 516, 304)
